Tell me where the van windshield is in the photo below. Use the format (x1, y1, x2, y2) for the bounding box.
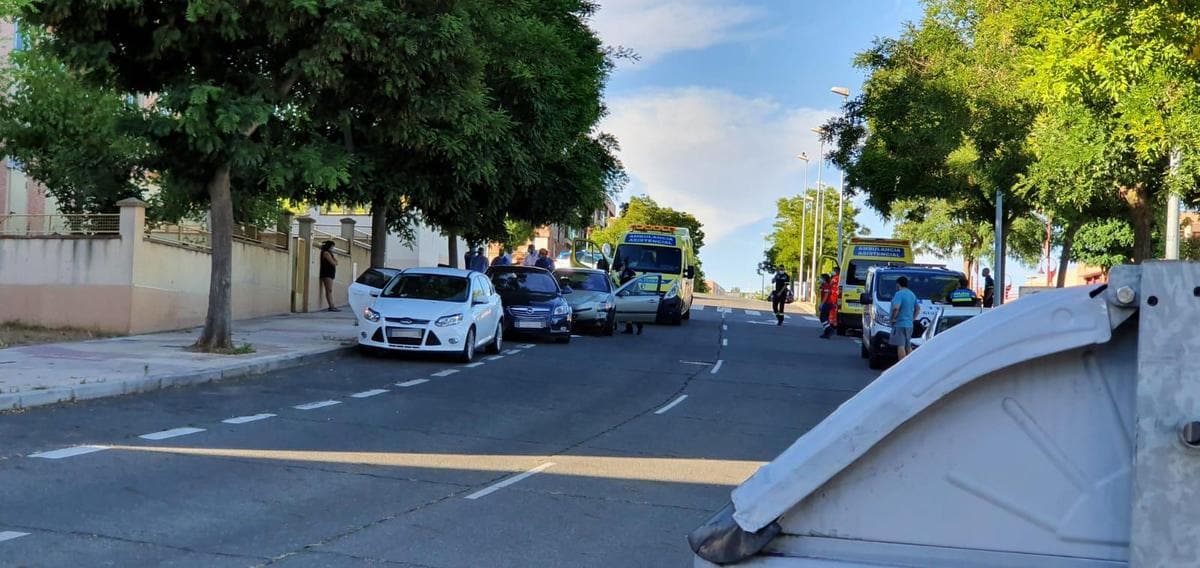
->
(846, 260, 904, 286)
(614, 244, 682, 274)
(875, 272, 961, 303)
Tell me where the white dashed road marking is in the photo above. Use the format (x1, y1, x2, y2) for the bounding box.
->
(293, 400, 341, 411)
(486, 355, 505, 361)
(654, 395, 689, 415)
(802, 315, 818, 322)
(517, 344, 536, 349)
(0, 531, 29, 543)
(222, 413, 276, 424)
(503, 349, 522, 355)
(29, 445, 107, 460)
(140, 427, 206, 441)
(710, 360, 724, 374)
(465, 462, 556, 500)
(432, 369, 459, 377)
(717, 307, 732, 314)
(680, 360, 712, 366)
(396, 379, 429, 387)
(463, 362, 485, 368)
(746, 310, 761, 316)
(350, 389, 389, 398)
(722, 324, 728, 331)
(722, 338, 728, 346)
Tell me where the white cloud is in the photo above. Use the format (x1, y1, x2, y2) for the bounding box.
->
(602, 87, 837, 244)
(590, 0, 765, 65)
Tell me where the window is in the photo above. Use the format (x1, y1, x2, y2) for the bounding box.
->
(556, 270, 611, 293)
(846, 260, 904, 286)
(381, 274, 469, 302)
(613, 244, 682, 274)
(874, 272, 961, 302)
(355, 268, 400, 289)
(491, 270, 559, 296)
(12, 21, 22, 51)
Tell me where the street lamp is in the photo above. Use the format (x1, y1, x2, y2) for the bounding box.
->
(809, 127, 826, 303)
(796, 152, 810, 296)
(831, 87, 850, 266)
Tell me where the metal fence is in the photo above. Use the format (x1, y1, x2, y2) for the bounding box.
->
(146, 222, 288, 251)
(0, 214, 120, 237)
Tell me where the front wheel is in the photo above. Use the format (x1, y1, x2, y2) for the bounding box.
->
(555, 334, 571, 344)
(603, 313, 616, 336)
(682, 307, 691, 320)
(459, 328, 476, 362)
(867, 342, 884, 370)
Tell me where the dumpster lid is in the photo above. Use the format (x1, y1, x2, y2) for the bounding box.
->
(731, 284, 1128, 532)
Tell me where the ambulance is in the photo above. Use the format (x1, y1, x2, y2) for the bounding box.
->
(837, 237, 913, 334)
(609, 225, 697, 325)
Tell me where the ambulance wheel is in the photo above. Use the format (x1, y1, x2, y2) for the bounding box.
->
(868, 345, 884, 370)
(836, 325, 847, 336)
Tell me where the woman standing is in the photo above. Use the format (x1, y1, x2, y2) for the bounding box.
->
(319, 240, 339, 312)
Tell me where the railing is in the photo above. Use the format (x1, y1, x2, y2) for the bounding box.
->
(146, 222, 288, 251)
(0, 213, 120, 237)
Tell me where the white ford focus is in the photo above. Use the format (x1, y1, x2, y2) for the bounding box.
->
(357, 267, 504, 362)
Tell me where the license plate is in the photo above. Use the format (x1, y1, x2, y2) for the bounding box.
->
(514, 320, 546, 329)
(388, 328, 423, 339)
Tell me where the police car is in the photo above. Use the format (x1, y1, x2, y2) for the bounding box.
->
(859, 265, 968, 369)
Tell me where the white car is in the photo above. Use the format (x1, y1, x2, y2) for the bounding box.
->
(911, 304, 984, 349)
(348, 267, 402, 324)
(357, 267, 504, 362)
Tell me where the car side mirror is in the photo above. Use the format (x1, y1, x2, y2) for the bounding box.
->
(859, 296, 872, 305)
(685, 267, 695, 279)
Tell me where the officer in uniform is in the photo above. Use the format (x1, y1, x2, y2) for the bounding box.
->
(949, 277, 978, 307)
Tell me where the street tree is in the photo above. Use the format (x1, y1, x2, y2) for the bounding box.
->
(19, 1, 490, 350)
(765, 186, 864, 279)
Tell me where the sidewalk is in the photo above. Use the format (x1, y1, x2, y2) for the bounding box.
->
(0, 310, 357, 411)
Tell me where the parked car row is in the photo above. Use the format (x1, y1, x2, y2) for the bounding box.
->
(349, 265, 683, 362)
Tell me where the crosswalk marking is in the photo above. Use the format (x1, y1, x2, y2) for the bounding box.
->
(0, 531, 29, 543)
(29, 445, 107, 460)
(745, 310, 761, 316)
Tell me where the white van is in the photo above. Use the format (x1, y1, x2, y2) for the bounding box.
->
(859, 265, 967, 369)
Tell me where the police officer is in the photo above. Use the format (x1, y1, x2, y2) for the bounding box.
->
(949, 277, 978, 306)
(770, 266, 790, 325)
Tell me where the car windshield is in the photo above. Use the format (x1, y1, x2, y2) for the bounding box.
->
(614, 244, 682, 274)
(846, 260, 903, 286)
(381, 274, 469, 302)
(937, 314, 976, 335)
(556, 270, 611, 293)
(874, 272, 962, 303)
(491, 270, 560, 296)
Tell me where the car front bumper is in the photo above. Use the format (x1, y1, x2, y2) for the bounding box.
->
(504, 314, 572, 336)
(357, 320, 473, 353)
(571, 308, 613, 328)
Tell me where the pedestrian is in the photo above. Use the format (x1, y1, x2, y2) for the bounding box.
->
(596, 254, 610, 272)
(535, 248, 555, 271)
(522, 244, 539, 267)
(981, 267, 995, 308)
(464, 247, 474, 270)
(492, 247, 512, 266)
(469, 246, 489, 273)
(319, 240, 339, 312)
(826, 266, 842, 337)
(770, 266, 789, 326)
(818, 274, 833, 338)
(619, 263, 643, 335)
(890, 275, 920, 361)
(949, 276, 977, 306)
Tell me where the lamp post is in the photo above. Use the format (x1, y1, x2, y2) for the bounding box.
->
(797, 152, 810, 297)
(831, 86, 850, 266)
(809, 128, 826, 303)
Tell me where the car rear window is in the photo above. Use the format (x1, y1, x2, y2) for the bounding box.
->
(556, 271, 611, 292)
(356, 268, 400, 289)
(491, 270, 559, 295)
(875, 272, 962, 302)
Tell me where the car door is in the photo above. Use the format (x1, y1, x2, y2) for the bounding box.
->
(614, 274, 664, 322)
(349, 268, 399, 321)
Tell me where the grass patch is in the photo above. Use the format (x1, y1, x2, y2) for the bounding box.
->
(0, 321, 118, 349)
(193, 343, 257, 355)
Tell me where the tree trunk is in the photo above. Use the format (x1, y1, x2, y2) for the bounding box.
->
(1056, 221, 1080, 288)
(448, 231, 459, 268)
(194, 161, 235, 351)
(963, 257, 976, 288)
(370, 194, 387, 267)
(1121, 184, 1154, 263)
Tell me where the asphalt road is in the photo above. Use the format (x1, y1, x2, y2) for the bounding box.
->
(0, 303, 878, 567)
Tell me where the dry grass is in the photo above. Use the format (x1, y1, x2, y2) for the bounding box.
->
(0, 321, 118, 349)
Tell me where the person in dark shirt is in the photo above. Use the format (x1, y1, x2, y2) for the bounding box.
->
(770, 267, 789, 326)
(319, 240, 339, 312)
(534, 248, 555, 271)
(949, 277, 978, 306)
(981, 268, 996, 308)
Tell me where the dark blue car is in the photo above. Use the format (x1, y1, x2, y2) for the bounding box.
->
(487, 265, 574, 344)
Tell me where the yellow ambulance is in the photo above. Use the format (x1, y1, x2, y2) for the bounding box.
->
(837, 237, 913, 334)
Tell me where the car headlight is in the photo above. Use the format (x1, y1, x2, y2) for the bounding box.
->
(598, 300, 614, 311)
(363, 308, 381, 323)
(874, 305, 891, 326)
(553, 303, 571, 316)
(664, 285, 679, 300)
(435, 314, 464, 327)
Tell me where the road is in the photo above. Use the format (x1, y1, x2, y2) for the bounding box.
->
(0, 303, 878, 567)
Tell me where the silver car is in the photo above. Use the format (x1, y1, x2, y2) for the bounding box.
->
(554, 267, 617, 336)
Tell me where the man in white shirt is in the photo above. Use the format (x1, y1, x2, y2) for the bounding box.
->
(522, 244, 538, 267)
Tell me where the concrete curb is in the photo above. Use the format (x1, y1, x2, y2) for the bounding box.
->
(0, 344, 356, 411)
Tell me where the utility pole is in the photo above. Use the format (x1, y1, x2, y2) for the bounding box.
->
(809, 133, 826, 303)
(993, 191, 1005, 306)
(1166, 149, 1181, 260)
(836, 168, 845, 267)
(796, 153, 810, 298)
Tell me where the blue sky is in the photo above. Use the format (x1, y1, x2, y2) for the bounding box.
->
(591, 0, 1037, 293)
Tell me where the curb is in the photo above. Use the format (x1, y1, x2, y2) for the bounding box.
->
(0, 343, 356, 412)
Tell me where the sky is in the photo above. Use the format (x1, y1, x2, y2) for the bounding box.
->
(589, 0, 1038, 293)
